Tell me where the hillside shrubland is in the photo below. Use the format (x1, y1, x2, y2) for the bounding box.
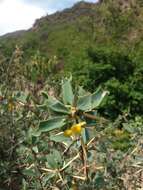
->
(0, 1, 143, 189)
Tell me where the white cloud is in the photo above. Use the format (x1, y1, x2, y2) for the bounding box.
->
(0, 0, 46, 35)
(0, 0, 98, 36)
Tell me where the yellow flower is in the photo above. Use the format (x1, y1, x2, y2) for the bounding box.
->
(64, 122, 86, 137)
(71, 124, 82, 134)
(71, 122, 86, 134)
(8, 102, 14, 112)
(114, 129, 124, 137)
(71, 121, 86, 135)
(64, 129, 73, 137)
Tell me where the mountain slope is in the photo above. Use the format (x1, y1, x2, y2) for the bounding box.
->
(1, 0, 143, 59)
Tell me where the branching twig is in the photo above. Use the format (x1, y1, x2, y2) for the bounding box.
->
(60, 153, 80, 172)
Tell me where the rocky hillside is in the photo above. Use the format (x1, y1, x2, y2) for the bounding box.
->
(0, 0, 143, 59)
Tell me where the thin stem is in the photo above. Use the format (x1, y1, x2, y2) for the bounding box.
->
(80, 137, 88, 180)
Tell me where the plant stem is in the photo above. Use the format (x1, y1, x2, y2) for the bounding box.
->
(80, 137, 88, 180)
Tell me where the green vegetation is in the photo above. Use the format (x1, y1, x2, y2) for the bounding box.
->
(0, 1, 143, 189)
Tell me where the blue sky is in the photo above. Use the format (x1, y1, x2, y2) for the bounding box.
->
(0, 0, 98, 36)
(22, 0, 98, 13)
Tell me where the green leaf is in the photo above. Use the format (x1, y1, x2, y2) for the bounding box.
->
(91, 88, 109, 109)
(77, 88, 109, 111)
(62, 77, 74, 105)
(43, 174, 55, 185)
(32, 146, 38, 153)
(23, 169, 36, 177)
(52, 150, 62, 166)
(78, 86, 90, 96)
(50, 133, 71, 143)
(15, 91, 29, 104)
(41, 91, 49, 99)
(46, 154, 57, 169)
(47, 96, 70, 114)
(39, 117, 66, 132)
(31, 129, 41, 137)
(77, 94, 92, 111)
(46, 150, 62, 169)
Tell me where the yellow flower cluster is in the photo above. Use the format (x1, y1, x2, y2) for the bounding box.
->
(114, 129, 124, 137)
(64, 122, 86, 137)
(8, 102, 15, 112)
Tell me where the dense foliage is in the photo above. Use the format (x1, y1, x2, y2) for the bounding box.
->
(69, 47, 143, 118)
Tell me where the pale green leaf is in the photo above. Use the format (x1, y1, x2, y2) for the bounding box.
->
(50, 133, 71, 143)
(47, 96, 70, 114)
(91, 88, 109, 109)
(39, 117, 66, 132)
(77, 94, 92, 111)
(62, 77, 74, 105)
